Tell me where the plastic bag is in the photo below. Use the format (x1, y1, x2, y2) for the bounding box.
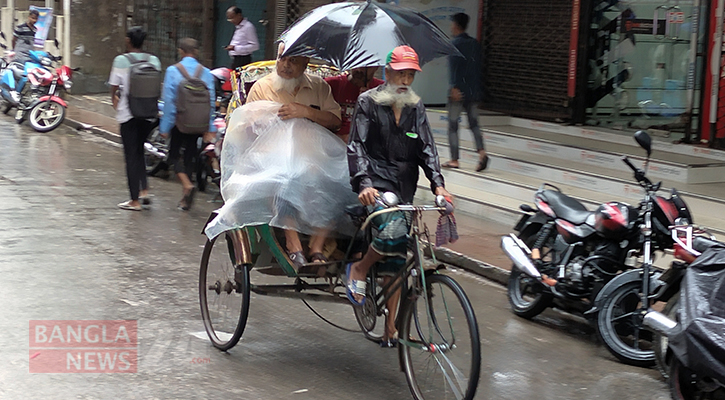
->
(669, 244, 725, 384)
(204, 101, 359, 240)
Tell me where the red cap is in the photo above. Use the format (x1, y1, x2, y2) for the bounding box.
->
(386, 45, 421, 72)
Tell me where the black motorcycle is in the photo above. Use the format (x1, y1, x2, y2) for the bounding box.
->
(501, 131, 693, 367)
(643, 239, 725, 400)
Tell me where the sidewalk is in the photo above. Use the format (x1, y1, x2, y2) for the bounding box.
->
(63, 94, 516, 284)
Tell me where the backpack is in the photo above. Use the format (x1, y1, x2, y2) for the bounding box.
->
(124, 53, 161, 119)
(174, 63, 211, 134)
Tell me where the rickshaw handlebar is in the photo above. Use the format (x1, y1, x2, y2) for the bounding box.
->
(359, 192, 451, 230)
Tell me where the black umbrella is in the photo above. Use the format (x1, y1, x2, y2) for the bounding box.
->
(277, 0, 462, 71)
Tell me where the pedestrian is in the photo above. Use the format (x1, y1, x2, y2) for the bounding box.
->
(325, 67, 384, 143)
(109, 26, 162, 211)
(441, 12, 487, 171)
(160, 38, 216, 211)
(246, 42, 341, 268)
(346, 45, 452, 346)
(225, 6, 260, 70)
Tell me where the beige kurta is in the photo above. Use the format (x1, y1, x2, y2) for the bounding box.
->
(246, 72, 342, 119)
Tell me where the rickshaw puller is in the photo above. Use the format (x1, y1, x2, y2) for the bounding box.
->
(346, 46, 452, 345)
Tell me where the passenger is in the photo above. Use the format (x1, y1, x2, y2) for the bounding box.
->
(246, 43, 342, 269)
(346, 46, 452, 346)
(325, 67, 384, 143)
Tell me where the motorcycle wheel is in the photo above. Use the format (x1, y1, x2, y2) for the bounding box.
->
(669, 357, 725, 400)
(597, 281, 656, 367)
(654, 293, 680, 379)
(507, 233, 552, 319)
(144, 127, 169, 177)
(29, 100, 66, 132)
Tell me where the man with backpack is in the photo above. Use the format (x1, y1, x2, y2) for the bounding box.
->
(109, 26, 162, 211)
(160, 38, 216, 211)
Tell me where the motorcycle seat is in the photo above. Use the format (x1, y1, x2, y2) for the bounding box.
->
(539, 190, 592, 225)
(9, 63, 25, 80)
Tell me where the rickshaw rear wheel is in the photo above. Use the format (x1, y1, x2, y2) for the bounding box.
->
(199, 233, 251, 351)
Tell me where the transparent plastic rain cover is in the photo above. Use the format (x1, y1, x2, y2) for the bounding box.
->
(204, 101, 358, 240)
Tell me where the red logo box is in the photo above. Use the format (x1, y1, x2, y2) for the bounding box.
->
(29, 320, 138, 373)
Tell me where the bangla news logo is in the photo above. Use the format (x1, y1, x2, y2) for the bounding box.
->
(29, 320, 138, 373)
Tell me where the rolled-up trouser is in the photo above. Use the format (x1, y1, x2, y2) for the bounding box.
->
(167, 127, 201, 177)
(368, 205, 411, 276)
(447, 100, 484, 161)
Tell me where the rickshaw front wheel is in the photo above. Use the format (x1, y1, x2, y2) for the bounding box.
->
(199, 233, 251, 351)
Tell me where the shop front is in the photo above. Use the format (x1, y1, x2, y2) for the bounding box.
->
(580, 0, 710, 141)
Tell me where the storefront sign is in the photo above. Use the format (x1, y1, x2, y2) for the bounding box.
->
(567, 0, 581, 97)
(30, 7, 53, 48)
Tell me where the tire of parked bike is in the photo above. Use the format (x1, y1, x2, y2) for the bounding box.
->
(507, 232, 553, 319)
(654, 293, 679, 379)
(597, 281, 656, 367)
(199, 234, 251, 351)
(669, 357, 725, 400)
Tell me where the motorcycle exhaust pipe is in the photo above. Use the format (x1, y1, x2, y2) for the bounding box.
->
(642, 310, 678, 336)
(501, 235, 542, 280)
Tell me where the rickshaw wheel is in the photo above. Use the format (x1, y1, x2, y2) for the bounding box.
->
(353, 275, 385, 343)
(199, 233, 251, 351)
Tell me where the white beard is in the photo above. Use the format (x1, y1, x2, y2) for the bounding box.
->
(368, 84, 421, 109)
(270, 72, 302, 95)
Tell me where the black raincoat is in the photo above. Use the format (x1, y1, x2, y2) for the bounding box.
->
(347, 85, 445, 203)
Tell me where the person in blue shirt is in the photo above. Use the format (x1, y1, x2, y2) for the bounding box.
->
(160, 38, 216, 210)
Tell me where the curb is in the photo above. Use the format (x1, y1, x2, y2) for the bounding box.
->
(424, 243, 510, 286)
(63, 112, 512, 285)
(64, 117, 122, 144)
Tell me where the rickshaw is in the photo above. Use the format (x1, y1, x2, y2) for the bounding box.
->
(198, 62, 481, 400)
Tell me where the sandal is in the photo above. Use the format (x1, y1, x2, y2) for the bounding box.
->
(140, 196, 152, 206)
(117, 200, 142, 211)
(288, 251, 308, 270)
(179, 188, 197, 211)
(476, 155, 490, 172)
(345, 262, 366, 306)
(380, 332, 399, 348)
(309, 252, 329, 263)
(441, 161, 460, 169)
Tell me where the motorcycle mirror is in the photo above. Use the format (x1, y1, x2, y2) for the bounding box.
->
(0, 44, 6, 49)
(1, 32, 6, 40)
(54, 39, 60, 49)
(634, 130, 652, 157)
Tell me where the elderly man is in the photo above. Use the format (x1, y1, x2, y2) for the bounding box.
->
(346, 46, 452, 346)
(246, 44, 341, 268)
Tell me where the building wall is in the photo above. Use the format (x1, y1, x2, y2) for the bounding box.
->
(69, 0, 128, 94)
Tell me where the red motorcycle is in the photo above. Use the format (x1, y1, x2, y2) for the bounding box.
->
(20, 54, 76, 132)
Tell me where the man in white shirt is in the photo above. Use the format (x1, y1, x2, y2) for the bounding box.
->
(225, 6, 259, 69)
(109, 27, 161, 211)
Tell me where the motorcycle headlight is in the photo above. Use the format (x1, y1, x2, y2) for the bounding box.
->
(64, 81, 72, 90)
(41, 57, 52, 67)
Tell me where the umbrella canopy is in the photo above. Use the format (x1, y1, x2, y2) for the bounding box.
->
(278, 0, 461, 71)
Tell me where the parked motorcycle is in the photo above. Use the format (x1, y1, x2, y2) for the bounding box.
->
(501, 130, 693, 367)
(197, 114, 226, 195)
(642, 237, 725, 399)
(144, 100, 168, 177)
(0, 40, 75, 132)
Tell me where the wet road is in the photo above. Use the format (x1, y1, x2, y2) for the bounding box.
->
(0, 121, 671, 399)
